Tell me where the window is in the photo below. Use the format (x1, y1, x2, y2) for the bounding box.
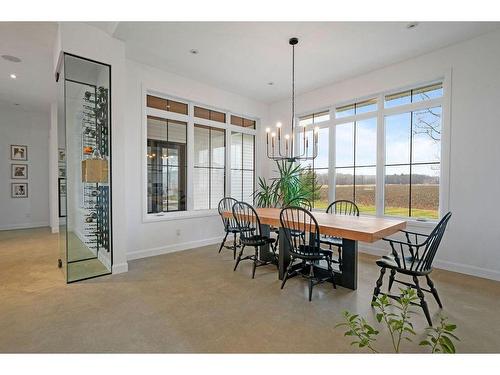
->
(194, 106, 226, 123)
(194, 125, 226, 210)
(298, 110, 330, 127)
(384, 104, 442, 219)
(336, 98, 377, 119)
(147, 116, 187, 213)
(231, 132, 255, 202)
(145, 92, 257, 218)
(231, 115, 256, 129)
(335, 117, 377, 214)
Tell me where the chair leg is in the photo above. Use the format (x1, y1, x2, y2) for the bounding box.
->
(426, 275, 443, 308)
(233, 245, 245, 271)
(338, 247, 342, 271)
(388, 269, 396, 291)
(232, 232, 238, 260)
(218, 232, 228, 253)
(308, 263, 315, 302)
(326, 256, 336, 289)
(372, 267, 386, 303)
(251, 247, 258, 279)
(281, 257, 294, 289)
(414, 276, 432, 326)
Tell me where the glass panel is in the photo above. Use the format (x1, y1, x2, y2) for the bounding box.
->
(356, 99, 377, 114)
(315, 127, 329, 169)
(314, 168, 329, 209)
(193, 167, 209, 210)
(411, 164, 440, 219)
(211, 128, 225, 168)
(242, 134, 254, 170)
(299, 114, 313, 127)
(385, 112, 411, 165)
(211, 168, 225, 209)
(355, 167, 376, 215)
(356, 118, 377, 166)
(167, 99, 188, 115)
(62, 54, 112, 283)
(384, 165, 410, 217)
(194, 126, 209, 167)
(335, 122, 354, 167)
(412, 83, 443, 103)
(336, 103, 355, 118)
(335, 167, 354, 202)
(231, 169, 242, 201)
(385, 89, 411, 108)
(231, 132, 242, 169)
(243, 118, 256, 128)
(314, 110, 330, 123)
(194, 106, 210, 120)
(230, 115, 243, 126)
(242, 170, 254, 204)
(412, 106, 441, 163)
(168, 120, 186, 144)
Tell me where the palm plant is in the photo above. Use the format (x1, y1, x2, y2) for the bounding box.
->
(253, 160, 319, 208)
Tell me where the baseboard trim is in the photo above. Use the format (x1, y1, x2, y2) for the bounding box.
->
(358, 244, 500, 282)
(112, 262, 129, 274)
(127, 236, 224, 261)
(0, 222, 49, 231)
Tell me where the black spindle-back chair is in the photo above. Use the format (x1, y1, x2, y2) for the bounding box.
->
(272, 197, 312, 248)
(280, 207, 336, 301)
(372, 212, 452, 326)
(232, 201, 277, 278)
(321, 200, 360, 269)
(217, 197, 241, 259)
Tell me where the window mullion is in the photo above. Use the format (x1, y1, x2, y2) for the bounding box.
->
(186, 103, 194, 211)
(376, 93, 385, 217)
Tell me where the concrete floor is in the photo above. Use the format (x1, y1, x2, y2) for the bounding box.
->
(1, 227, 500, 353)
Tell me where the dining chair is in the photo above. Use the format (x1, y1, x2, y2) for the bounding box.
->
(232, 201, 277, 278)
(217, 197, 242, 259)
(372, 212, 452, 326)
(273, 197, 312, 248)
(280, 206, 336, 301)
(320, 200, 359, 270)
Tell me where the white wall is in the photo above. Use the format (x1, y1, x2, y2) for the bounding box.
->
(0, 103, 50, 230)
(124, 60, 269, 259)
(267, 29, 500, 280)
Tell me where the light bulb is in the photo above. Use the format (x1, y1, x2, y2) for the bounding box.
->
(271, 132, 276, 137)
(285, 134, 290, 140)
(276, 122, 282, 128)
(265, 127, 270, 133)
(314, 126, 320, 133)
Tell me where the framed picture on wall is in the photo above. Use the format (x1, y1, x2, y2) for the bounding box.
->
(11, 145, 28, 161)
(58, 178, 67, 217)
(11, 183, 28, 198)
(11, 164, 28, 179)
(58, 148, 66, 163)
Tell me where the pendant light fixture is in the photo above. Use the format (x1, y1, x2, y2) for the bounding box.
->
(266, 37, 319, 162)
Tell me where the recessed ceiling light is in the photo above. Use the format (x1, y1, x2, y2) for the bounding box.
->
(14, 103, 20, 106)
(189, 49, 199, 55)
(10, 74, 17, 79)
(2, 55, 22, 63)
(267, 82, 274, 86)
(406, 22, 419, 29)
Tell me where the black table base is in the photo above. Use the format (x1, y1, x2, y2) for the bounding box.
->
(258, 224, 358, 290)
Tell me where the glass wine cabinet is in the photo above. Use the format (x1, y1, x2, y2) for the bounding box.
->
(57, 53, 113, 283)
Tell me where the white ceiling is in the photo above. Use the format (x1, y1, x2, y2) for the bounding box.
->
(103, 21, 500, 103)
(1, 22, 499, 113)
(0, 22, 57, 113)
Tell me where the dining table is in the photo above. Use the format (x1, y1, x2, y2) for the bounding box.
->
(224, 207, 407, 290)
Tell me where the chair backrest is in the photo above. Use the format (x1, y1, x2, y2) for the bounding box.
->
(286, 197, 312, 210)
(232, 201, 262, 239)
(326, 200, 359, 216)
(217, 197, 238, 231)
(415, 212, 452, 272)
(280, 206, 322, 258)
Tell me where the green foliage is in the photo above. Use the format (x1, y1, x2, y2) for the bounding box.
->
(253, 160, 319, 208)
(335, 312, 379, 353)
(336, 287, 459, 353)
(419, 316, 459, 353)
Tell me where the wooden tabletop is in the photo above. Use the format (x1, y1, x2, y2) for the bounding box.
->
(224, 207, 406, 243)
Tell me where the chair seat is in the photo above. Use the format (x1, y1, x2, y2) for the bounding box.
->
(376, 253, 429, 275)
(319, 235, 343, 246)
(291, 245, 329, 261)
(241, 235, 276, 247)
(227, 226, 254, 234)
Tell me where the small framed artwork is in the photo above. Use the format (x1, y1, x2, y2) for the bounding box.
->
(11, 164, 28, 179)
(11, 183, 28, 198)
(58, 167, 66, 178)
(58, 178, 67, 217)
(11, 145, 28, 161)
(58, 148, 66, 163)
